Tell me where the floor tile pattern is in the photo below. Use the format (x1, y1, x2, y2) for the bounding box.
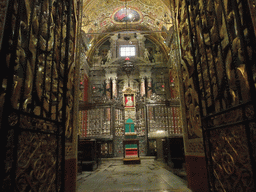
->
(77, 159, 192, 192)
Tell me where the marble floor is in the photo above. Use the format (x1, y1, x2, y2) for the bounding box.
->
(77, 158, 192, 192)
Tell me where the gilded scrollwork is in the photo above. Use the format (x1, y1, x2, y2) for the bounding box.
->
(210, 125, 254, 191)
(177, 2, 256, 189)
(16, 132, 60, 191)
(8, 112, 19, 126)
(208, 108, 243, 128)
(245, 105, 255, 120)
(1, 0, 77, 191)
(177, 0, 203, 142)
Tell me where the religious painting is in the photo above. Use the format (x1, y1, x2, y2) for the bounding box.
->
(112, 7, 142, 24)
(124, 94, 135, 107)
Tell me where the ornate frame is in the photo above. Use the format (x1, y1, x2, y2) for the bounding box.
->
(123, 87, 136, 108)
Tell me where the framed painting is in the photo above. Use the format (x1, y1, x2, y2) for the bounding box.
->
(124, 94, 135, 107)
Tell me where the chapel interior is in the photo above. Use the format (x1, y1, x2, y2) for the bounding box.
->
(1, 0, 256, 191)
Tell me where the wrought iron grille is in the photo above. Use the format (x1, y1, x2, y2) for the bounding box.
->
(136, 107, 146, 136)
(115, 108, 125, 136)
(79, 104, 124, 139)
(135, 103, 182, 138)
(180, 0, 256, 190)
(86, 107, 112, 137)
(147, 105, 169, 136)
(0, 0, 76, 191)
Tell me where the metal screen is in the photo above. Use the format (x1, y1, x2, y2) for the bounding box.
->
(0, 0, 76, 191)
(180, 0, 256, 190)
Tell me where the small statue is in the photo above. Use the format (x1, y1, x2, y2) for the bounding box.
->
(106, 50, 112, 62)
(144, 48, 149, 60)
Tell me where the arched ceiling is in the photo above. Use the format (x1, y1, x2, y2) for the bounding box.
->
(82, 0, 174, 57)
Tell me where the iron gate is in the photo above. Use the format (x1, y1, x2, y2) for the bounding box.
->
(180, 0, 256, 191)
(0, 0, 76, 191)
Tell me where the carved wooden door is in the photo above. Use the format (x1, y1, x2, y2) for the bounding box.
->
(178, 0, 256, 191)
(0, 0, 76, 191)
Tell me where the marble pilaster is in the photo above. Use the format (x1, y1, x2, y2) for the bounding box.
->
(105, 79, 111, 99)
(112, 78, 118, 98)
(147, 77, 152, 98)
(140, 77, 146, 97)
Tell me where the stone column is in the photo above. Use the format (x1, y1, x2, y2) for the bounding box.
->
(140, 77, 146, 97)
(104, 78, 111, 127)
(147, 77, 152, 98)
(112, 78, 117, 98)
(105, 79, 111, 99)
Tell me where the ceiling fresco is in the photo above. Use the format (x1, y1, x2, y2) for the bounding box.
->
(82, 0, 174, 47)
(112, 7, 142, 23)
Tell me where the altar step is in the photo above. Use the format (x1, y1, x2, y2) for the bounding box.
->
(101, 156, 155, 161)
(123, 157, 141, 164)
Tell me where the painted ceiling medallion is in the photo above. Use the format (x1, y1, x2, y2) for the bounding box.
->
(112, 7, 142, 24)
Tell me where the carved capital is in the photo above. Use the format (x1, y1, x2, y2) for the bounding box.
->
(112, 77, 118, 83)
(139, 76, 145, 82)
(146, 77, 152, 82)
(105, 78, 111, 84)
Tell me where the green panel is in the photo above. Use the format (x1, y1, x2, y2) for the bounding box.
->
(125, 135, 137, 139)
(126, 118, 134, 123)
(130, 124, 134, 132)
(125, 124, 130, 132)
(125, 118, 135, 133)
(125, 144, 137, 149)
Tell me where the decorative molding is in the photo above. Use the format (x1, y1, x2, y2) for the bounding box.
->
(146, 93, 166, 103)
(122, 87, 136, 94)
(90, 95, 123, 106)
(185, 139, 205, 156)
